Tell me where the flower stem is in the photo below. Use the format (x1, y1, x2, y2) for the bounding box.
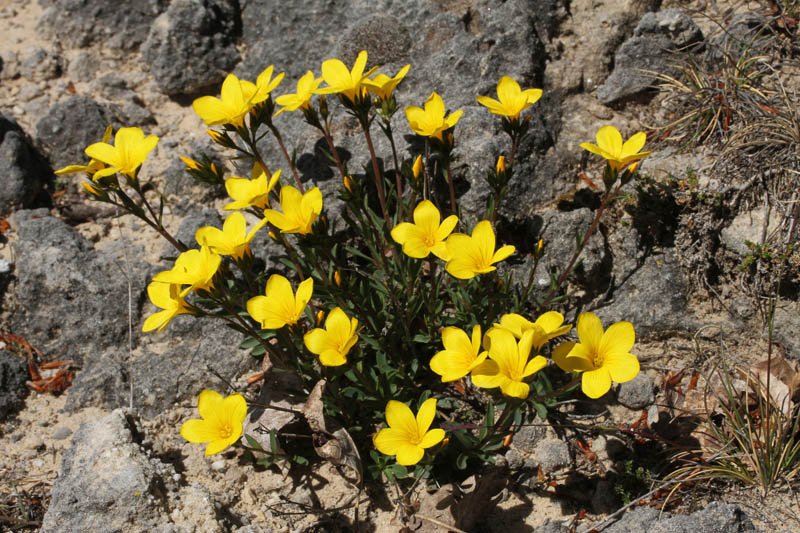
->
(444, 159, 456, 214)
(268, 124, 304, 192)
(360, 117, 390, 225)
(539, 184, 619, 309)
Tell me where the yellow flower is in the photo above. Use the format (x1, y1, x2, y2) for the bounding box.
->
(264, 185, 323, 235)
(579, 125, 651, 172)
(303, 307, 358, 367)
(180, 390, 247, 456)
(471, 328, 547, 399)
(55, 125, 113, 177)
(245, 65, 285, 106)
(390, 200, 458, 260)
(405, 92, 463, 139)
(246, 275, 313, 329)
(552, 312, 639, 399)
(192, 67, 284, 127)
(152, 246, 221, 296)
(274, 70, 324, 116)
(317, 50, 377, 104)
(363, 64, 411, 100)
(492, 311, 572, 349)
(373, 398, 445, 466)
(195, 212, 268, 260)
(476, 76, 542, 119)
(224, 167, 281, 210)
(430, 325, 488, 382)
(84, 126, 159, 180)
(445, 220, 515, 279)
(142, 282, 192, 332)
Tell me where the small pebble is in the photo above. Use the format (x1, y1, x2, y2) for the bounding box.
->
(32, 459, 44, 469)
(211, 459, 225, 471)
(52, 427, 73, 440)
(172, 473, 182, 482)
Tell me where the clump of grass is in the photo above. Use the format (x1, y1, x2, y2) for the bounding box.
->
(655, 45, 772, 145)
(667, 359, 800, 498)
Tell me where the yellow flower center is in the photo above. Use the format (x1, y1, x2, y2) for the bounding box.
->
(422, 234, 435, 247)
(591, 350, 605, 369)
(218, 422, 233, 439)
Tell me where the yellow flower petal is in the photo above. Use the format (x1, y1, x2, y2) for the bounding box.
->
(582, 368, 612, 399)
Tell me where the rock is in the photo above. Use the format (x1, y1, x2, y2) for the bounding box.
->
(616, 373, 656, 409)
(0, 351, 29, 421)
(141, 0, 241, 96)
(9, 210, 147, 365)
(510, 418, 547, 453)
(66, 51, 97, 82)
(0, 113, 51, 215)
(604, 502, 756, 533)
(773, 302, 800, 362)
(35, 96, 119, 170)
(17, 46, 63, 81)
(533, 438, 571, 473)
(538, 208, 607, 286)
(597, 9, 703, 105)
(52, 427, 73, 440)
(65, 318, 253, 416)
(40, 410, 173, 532)
(238, 0, 559, 218)
(604, 507, 661, 532)
(720, 205, 779, 257)
(39, 0, 169, 50)
(596, 247, 692, 336)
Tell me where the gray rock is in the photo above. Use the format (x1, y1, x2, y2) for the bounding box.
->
(597, 9, 703, 105)
(604, 506, 661, 532)
(0, 113, 51, 215)
(9, 210, 147, 365)
(35, 96, 119, 170)
(533, 438, 571, 473)
(66, 51, 97, 82)
(510, 418, 547, 453)
(238, 0, 560, 219)
(539, 208, 607, 286)
(533, 520, 568, 533)
(0, 350, 29, 421)
(18, 46, 63, 81)
(51, 427, 73, 440)
(141, 0, 241, 95)
(40, 410, 172, 533)
(773, 302, 800, 362)
(720, 205, 779, 258)
(39, 0, 169, 50)
(604, 502, 756, 533)
(616, 373, 656, 409)
(596, 248, 692, 336)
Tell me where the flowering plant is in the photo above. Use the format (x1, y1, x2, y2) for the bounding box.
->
(59, 55, 648, 487)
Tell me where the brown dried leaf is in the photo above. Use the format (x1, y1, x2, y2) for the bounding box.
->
(749, 356, 800, 414)
(303, 380, 362, 486)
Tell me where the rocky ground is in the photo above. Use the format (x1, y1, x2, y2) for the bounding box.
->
(1, 0, 799, 531)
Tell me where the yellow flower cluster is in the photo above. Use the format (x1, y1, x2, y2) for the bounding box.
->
(56, 50, 654, 465)
(430, 312, 640, 400)
(391, 201, 515, 279)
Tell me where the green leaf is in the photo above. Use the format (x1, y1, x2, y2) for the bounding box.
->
(244, 434, 263, 451)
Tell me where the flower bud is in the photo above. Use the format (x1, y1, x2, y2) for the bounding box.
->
(496, 155, 506, 174)
(315, 309, 325, 326)
(179, 156, 201, 171)
(334, 271, 342, 286)
(412, 155, 423, 181)
(343, 175, 354, 193)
